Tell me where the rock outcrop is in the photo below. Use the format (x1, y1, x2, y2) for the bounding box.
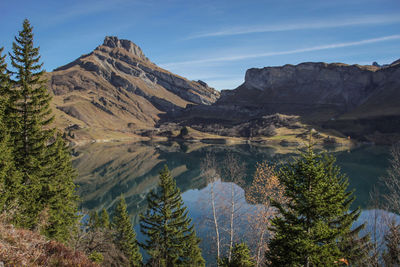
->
(49, 36, 219, 141)
(175, 60, 400, 143)
(218, 62, 384, 120)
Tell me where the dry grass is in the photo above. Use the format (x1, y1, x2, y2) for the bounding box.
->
(0, 220, 98, 267)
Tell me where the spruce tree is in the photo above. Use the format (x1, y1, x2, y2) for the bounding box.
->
(112, 196, 142, 267)
(40, 133, 78, 241)
(99, 208, 110, 229)
(6, 19, 78, 241)
(181, 228, 205, 266)
(7, 19, 55, 228)
(89, 210, 101, 230)
(89, 208, 110, 230)
(140, 165, 205, 267)
(0, 116, 21, 214)
(8, 18, 54, 172)
(0, 47, 21, 213)
(219, 242, 255, 267)
(265, 146, 368, 267)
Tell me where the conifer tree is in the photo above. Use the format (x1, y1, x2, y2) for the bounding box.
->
(140, 165, 205, 267)
(0, 119, 14, 211)
(219, 242, 255, 267)
(6, 19, 55, 228)
(266, 146, 368, 267)
(41, 133, 78, 241)
(0, 47, 21, 212)
(99, 208, 110, 229)
(7, 18, 54, 172)
(5, 19, 78, 240)
(181, 229, 205, 266)
(89, 210, 101, 230)
(112, 196, 142, 267)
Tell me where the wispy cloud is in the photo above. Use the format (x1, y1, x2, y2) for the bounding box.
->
(160, 35, 400, 68)
(188, 14, 400, 39)
(43, 0, 130, 26)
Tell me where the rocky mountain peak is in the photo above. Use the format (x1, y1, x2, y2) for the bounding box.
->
(102, 36, 148, 62)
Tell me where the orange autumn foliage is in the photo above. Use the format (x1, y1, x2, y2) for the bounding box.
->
(246, 162, 287, 266)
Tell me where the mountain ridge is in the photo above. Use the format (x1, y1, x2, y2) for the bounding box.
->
(174, 58, 400, 144)
(48, 36, 400, 145)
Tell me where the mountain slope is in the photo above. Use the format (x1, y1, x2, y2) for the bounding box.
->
(48, 36, 219, 142)
(175, 60, 400, 143)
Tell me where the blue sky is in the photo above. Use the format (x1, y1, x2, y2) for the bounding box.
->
(1, 0, 399, 90)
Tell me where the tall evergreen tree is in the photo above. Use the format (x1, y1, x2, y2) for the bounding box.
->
(140, 165, 205, 267)
(99, 208, 110, 229)
(112, 196, 142, 267)
(7, 19, 55, 228)
(40, 133, 78, 241)
(181, 228, 204, 266)
(0, 47, 21, 212)
(89, 210, 101, 230)
(265, 146, 368, 267)
(219, 242, 256, 267)
(7, 19, 54, 172)
(5, 19, 78, 241)
(89, 208, 110, 230)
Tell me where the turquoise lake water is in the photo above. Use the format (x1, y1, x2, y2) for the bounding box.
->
(73, 142, 392, 265)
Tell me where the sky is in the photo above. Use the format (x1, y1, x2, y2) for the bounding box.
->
(1, 0, 399, 90)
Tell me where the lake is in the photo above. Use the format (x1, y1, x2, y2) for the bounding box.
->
(73, 141, 392, 264)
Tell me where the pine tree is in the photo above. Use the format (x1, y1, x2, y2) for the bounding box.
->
(112, 196, 142, 267)
(0, 47, 21, 213)
(140, 165, 205, 267)
(266, 145, 368, 267)
(219, 242, 256, 267)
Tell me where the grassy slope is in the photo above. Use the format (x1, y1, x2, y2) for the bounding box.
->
(0, 219, 97, 266)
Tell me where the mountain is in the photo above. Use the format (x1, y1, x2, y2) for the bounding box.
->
(48, 36, 399, 144)
(48, 36, 219, 142)
(176, 60, 400, 144)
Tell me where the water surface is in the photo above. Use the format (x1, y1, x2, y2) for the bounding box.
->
(73, 141, 391, 264)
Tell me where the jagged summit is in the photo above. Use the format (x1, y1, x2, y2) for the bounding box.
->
(101, 36, 149, 62)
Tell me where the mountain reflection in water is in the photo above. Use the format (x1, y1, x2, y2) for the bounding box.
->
(73, 141, 390, 225)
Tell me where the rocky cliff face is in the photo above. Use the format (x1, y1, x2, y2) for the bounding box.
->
(176, 60, 400, 143)
(49, 36, 219, 141)
(218, 62, 387, 119)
